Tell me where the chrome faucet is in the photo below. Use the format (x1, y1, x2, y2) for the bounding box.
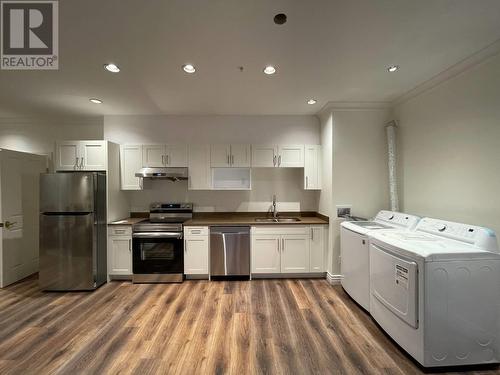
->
(271, 194, 279, 219)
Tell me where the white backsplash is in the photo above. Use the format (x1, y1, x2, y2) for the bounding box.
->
(127, 168, 319, 212)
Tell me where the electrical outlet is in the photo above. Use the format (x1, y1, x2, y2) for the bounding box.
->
(336, 205, 352, 218)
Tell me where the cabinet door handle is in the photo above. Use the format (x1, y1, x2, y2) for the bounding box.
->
(306, 176, 309, 189)
(80, 157, 85, 169)
(277, 238, 280, 252)
(74, 157, 78, 170)
(167, 154, 170, 165)
(184, 239, 187, 251)
(129, 239, 132, 251)
(161, 155, 165, 165)
(273, 155, 276, 167)
(231, 155, 234, 165)
(278, 155, 282, 167)
(282, 238, 285, 251)
(227, 154, 230, 165)
(311, 227, 314, 241)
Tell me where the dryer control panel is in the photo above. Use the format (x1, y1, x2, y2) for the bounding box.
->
(375, 210, 420, 229)
(416, 218, 499, 252)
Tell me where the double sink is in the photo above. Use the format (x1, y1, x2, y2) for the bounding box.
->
(254, 217, 301, 223)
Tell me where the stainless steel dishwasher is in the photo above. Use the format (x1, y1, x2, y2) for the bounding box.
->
(210, 226, 250, 277)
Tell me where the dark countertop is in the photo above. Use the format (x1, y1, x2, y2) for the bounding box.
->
(108, 218, 146, 225)
(109, 212, 329, 227)
(184, 212, 329, 226)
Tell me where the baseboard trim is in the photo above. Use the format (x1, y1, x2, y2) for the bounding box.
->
(251, 273, 326, 279)
(326, 272, 342, 285)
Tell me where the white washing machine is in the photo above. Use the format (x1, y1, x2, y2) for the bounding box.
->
(369, 217, 500, 367)
(340, 210, 420, 311)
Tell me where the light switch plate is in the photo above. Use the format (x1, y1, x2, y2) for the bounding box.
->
(336, 205, 352, 218)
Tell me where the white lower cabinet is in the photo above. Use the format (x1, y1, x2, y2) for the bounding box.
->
(281, 234, 310, 273)
(310, 226, 326, 272)
(251, 225, 326, 275)
(184, 226, 209, 275)
(108, 226, 132, 276)
(251, 234, 281, 273)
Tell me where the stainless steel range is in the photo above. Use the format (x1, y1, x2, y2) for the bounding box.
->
(132, 203, 193, 283)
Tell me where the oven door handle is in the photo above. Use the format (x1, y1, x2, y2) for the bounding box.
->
(132, 232, 183, 239)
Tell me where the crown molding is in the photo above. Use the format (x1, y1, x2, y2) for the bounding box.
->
(0, 116, 103, 126)
(317, 101, 391, 116)
(393, 38, 500, 106)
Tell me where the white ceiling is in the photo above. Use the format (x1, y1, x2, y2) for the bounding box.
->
(1, 0, 500, 117)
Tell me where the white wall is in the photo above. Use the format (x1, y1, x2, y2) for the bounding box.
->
(104, 115, 320, 212)
(394, 52, 500, 235)
(0, 117, 103, 155)
(319, 107, 391, 275)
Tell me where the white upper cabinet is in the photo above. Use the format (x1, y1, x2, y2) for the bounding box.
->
(230, 144, 251, 167)
(188, 145, 211, 190)
(142, 144, 188, 167)
(277, 145, 304, 168)
(304, 145, 322, 190)
(251, 145, 277, 167)
(210, 144, 232, 167)
(55, 141, 107, 171)
(211, 144, 250, 168)
(120, 145, 143, 190)
(165, 144, 188, 167)
(142, 145, 166, 167)
(56, 141, 80, 170)
(81, 141, 107, 170)
(252, 144, 304, 168)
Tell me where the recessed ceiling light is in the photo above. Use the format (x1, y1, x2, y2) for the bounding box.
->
(274, 13, 287, 25)
(104, 63, 120, 73)
(89, 98, 103, 104)
(182, 64, 196, 73)
(263, 65, 276, 75)
(307, 99, 317, 105)
(387, 65, 399, 72)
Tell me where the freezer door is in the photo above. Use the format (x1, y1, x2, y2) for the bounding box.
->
(39, 213, 96, 290)
(40, 173, 94, 213)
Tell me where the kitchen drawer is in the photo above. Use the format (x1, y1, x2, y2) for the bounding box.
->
(184, 226, 209, 236)
(108, 226, 132, 236)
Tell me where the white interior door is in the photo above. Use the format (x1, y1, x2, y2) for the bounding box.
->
(0, 150, 46, 287)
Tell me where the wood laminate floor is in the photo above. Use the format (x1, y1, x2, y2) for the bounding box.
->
(0, 276, 498, 375)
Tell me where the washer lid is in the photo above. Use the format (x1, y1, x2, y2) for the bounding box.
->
(370, 230, 500, 262)
(341, 220, 394, 235)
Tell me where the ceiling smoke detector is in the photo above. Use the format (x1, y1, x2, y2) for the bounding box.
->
(274, 13, 287, 25)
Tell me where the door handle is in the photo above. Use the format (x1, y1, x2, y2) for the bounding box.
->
(4, 221, 16, 229)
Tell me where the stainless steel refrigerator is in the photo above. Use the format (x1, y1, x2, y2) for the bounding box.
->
(39, 172, 107, 291)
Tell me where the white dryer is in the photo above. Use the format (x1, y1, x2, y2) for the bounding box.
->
(340, 211, 420, 311)
(369, 217, 500, 367)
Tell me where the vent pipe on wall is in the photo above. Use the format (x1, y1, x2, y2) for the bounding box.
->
(385, 121, 399, 211)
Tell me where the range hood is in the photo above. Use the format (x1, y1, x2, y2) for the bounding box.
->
(135, 167, 188, 181)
